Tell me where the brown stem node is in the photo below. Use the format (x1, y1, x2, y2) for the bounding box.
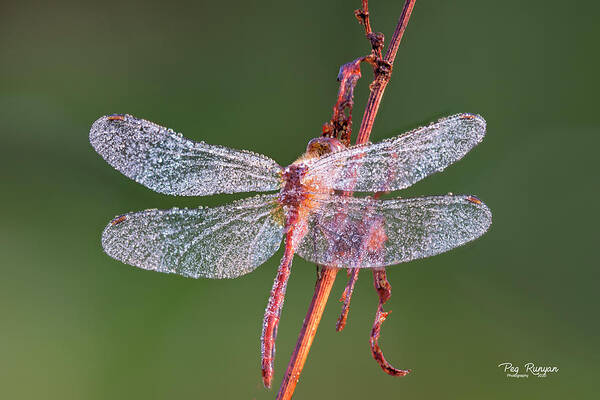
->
(354, 8, 369, 26)
(366, 32, 385, 54)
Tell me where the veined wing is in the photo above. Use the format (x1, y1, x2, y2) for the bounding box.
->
(90, 114, 283, 196)
(101, 194, 285, 279)
(296, 194, 491, 268)
(304, 114, 486, 192)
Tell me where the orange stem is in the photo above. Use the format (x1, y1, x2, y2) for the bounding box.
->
(275, 1, 417, 398)
(276, 267, 338, 400)
(356, 0, 416, 145)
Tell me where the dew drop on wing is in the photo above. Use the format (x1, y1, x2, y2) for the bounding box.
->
(296, 194, 491, 268)
(100, 194, 285, 279)
(304, 114, 486, 193)
(89, 114, 284, 196)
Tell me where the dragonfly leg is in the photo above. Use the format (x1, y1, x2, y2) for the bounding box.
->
(370, 269, 411, 376)
(336, 268, 360, 332)
(261, 248, 294, 388)
(338, 200, 384, 332)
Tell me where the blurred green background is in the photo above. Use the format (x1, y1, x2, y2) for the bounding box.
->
(1, 0, 598, 399)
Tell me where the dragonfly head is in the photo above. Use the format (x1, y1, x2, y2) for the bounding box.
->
(305, 137, 344, 159)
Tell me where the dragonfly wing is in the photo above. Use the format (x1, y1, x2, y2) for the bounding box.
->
(90, 114, 283, 196)
(304, 114, 486, 192)
(296, 194, 491, 268)
(101, 194, 285, 279)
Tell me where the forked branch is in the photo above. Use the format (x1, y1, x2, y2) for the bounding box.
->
(356, 0, 416, 145)
(275, 2, 417, 399)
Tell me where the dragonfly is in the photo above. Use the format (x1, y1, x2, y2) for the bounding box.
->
(90, 112, 492, 387)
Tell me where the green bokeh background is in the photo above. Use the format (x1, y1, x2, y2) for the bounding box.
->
(1, 0, 598, 399)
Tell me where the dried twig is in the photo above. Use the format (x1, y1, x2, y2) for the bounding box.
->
(276, 267, 338, 399)
(322, 57, 364, 146)
(275, 2, 417, 398)
(356, 0, 416, 145)
(355, 0, 385, 60)
(370, 269, 410, 376)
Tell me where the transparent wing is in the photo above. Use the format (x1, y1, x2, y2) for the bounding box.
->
(304, 114, 486, 192)
(101, 194, 285, 279)
(90, 114, 283, 196)
(296, 194, 491, 268)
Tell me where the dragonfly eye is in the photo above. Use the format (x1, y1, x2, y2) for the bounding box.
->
(305, 137, 344, 158)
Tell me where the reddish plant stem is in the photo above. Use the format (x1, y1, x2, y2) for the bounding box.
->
(336, 0, 415, 336)
(322, 57, 364, 145)
(276, 54, 364, 399)
(329, 0, 381, 331)
(355, 0, 384, 60)
(356, 0, 416, 145)
(370, 269, 410, 376)
(275, 2, 417, 399)
(356, 0, 374, 37)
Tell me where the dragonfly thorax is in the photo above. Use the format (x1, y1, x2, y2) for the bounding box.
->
(279, 164, 310, 209)
(279, 137, 344, 211)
